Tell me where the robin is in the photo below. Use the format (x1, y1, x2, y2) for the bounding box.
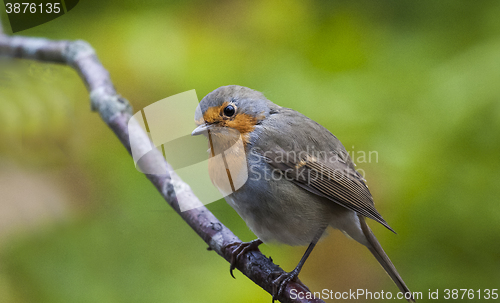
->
(191, 85, 415, 302)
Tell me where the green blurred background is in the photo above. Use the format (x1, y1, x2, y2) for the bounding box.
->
(1, 0, 499, 302)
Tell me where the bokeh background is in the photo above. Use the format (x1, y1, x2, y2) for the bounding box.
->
(1, 0, 499, 302)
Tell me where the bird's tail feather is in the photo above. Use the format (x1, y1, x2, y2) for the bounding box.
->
(358, 216, 415, 302)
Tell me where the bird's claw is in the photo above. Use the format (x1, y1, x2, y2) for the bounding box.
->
(270, 269, 299, 302)
(223, 239, 263, 278)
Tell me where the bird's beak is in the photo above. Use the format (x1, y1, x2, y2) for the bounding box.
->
(191, 123, 210, 136)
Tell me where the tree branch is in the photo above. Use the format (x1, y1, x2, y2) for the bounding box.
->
(0, 21, 324, 303)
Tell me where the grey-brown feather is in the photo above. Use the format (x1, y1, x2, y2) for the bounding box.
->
(262, 146, 395, 233)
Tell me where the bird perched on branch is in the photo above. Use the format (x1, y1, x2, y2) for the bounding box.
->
(192, 85, 415, 302)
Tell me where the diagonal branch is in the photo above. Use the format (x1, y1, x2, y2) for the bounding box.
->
(0, 22, 324, 303)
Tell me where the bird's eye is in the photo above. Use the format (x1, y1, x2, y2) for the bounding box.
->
(223, 104, 236, 117)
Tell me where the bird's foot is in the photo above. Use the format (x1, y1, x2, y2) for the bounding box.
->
(270, 268, 300, 302)
(223, 239, 263, 278)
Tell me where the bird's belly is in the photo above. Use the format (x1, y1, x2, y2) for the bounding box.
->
(226, 175, 339, 246)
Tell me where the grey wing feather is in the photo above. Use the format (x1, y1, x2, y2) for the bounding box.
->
(262, 146, 395, 233)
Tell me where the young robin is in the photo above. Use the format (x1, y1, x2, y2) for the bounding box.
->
(192, 85, 415, 302)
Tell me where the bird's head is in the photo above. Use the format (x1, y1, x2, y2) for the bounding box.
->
(192, 85, 278, 146)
